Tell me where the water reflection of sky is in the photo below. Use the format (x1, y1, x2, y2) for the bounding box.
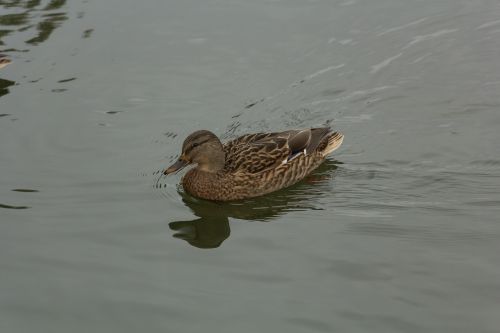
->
(0, 0, 68, 49)
(0, 1, 88, 97)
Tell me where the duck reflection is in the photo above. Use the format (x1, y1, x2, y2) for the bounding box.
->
(168, 159, 340, 249)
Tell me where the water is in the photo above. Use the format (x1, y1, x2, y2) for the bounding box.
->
(1, 0, 500, 332)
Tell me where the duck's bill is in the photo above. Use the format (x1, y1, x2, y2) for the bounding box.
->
(164, 159, 189, 175)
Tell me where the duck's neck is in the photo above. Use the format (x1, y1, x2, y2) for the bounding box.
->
(196, 149, 225, 173)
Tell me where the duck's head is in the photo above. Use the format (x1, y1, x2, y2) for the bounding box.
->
(163, 130, 225, 175)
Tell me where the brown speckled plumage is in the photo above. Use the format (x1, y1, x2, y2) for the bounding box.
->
(164, 127, 344, 201)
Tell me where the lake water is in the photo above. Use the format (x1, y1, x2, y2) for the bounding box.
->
(1, 0, 500, 332)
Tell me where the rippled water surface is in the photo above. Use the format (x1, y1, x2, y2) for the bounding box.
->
(1, 1, 500, 332)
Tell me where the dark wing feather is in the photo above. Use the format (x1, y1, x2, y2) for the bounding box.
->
(287, 130, 311, 154)
(307, 127, 331, 153)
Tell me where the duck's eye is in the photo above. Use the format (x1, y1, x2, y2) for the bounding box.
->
(192, 142, 199, 148)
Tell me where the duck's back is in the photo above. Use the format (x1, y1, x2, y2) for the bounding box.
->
(222, 128, 334, 174)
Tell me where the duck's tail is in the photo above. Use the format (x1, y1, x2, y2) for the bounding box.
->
(321, 131, 344, 157)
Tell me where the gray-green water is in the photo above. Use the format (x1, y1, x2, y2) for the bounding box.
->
(1, 1, 500, 332)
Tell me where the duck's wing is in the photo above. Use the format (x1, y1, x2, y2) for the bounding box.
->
(223, 128, 332, 174)
(223, 132, 289, 173)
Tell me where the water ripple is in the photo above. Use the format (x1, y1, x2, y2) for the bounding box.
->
(0, 203, 30, 210)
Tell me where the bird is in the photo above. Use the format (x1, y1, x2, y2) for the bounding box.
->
(0, 54, 11, 70)
(163, 127, 344, 201)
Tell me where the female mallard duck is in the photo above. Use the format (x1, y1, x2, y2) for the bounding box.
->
(164, 127, 344, 201)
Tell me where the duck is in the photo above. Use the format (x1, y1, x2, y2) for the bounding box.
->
(0, 55, 11, 70)
(163, 127, 344, 201)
